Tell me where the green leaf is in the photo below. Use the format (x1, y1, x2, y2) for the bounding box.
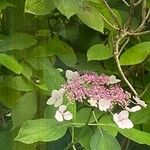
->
(0, 87, 21, 108)
(21, 62, 32, 80)
(54, 0, 79, 19)
(87, 44, 112, 61)
(77, 2, 104, 32)
(99, 115, 118, 137)
(43, 65, 65, 92)
(147, 0, 150, 8)
(0, 131, 12, 150)
(0, 0, 14, 10)
(0, 33, 37, 52)
(130, 108, 150, 124)
(5, 76, 34, 91)
(119, 128, 150, 145)
(0, 54, 23, 74)
(120, 42, 150, 65)
(49, 37, 77, 67)
(25, 0, 55, 15)
(15, 119, 68, 144)
(75, 126, 93, 150)
(90, 128, 121, 150)
(12, 92, 37, 128)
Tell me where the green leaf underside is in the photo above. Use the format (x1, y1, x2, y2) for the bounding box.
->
(120, 42, 150, 65)
(15, 119, 68, 144)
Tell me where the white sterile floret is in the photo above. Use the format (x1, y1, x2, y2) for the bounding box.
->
(108, 75, 121, 84)
(113, 110, 134, 129)
(98, 99, 112, 112)
(46, 88, 65, 107)
(55, 105, 73, 122)
(133, 96, 147, 108)
(88, 98, 98, 107)
(125, 106, 141, 112)
(66, 70, 79, 83)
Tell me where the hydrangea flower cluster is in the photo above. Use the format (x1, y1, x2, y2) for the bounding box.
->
(47, 70, 147, 129)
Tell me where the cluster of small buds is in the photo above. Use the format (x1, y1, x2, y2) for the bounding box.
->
(47, 70, 147, 129)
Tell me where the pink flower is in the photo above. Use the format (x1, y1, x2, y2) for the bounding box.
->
(46, 88, 65, 107)
(133, 96, 147, 108)
(55, 105, 73, 122)
(113, 110, 134, 129)
(98, 99, 112, 112)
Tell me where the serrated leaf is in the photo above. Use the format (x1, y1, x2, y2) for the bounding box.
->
(0, 54, 23, 74)
(54, 0, 79, 19)
(120, 42, 150, 65)
(15, 119, 68, 144)
(87, 44, 112, 61)
(25, 0, 55, 15)
(90, 128, 121, 150)
(0, 33, 37, 52)
(77, 2, 104, 32)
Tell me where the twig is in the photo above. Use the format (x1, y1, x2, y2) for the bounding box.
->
(99, 13, 119, 30)
(135, 0, 143, 6)
(125, 0, 135, 27)
(114, 32, 138, 96)
(98, 0, 121, 28)
(135, 8, 150, 32)
(118, 38, 130, 56)
(129, 30, 150, 36)
(121, 0, 130, 7)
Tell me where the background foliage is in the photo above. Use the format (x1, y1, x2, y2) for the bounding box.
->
(0, 0, 150, 150)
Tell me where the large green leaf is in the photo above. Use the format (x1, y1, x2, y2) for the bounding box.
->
(12, 92, 37, 128)
(0, 54, 23, 74)
(99, 115, 118, 137)
(90, 128, 121, 150)
(119, 128, 150, 145)
(15, 119, 68, 144)
(87, 44, 112, 61)
(120, 42, 150, 65)
(0, 33, 37, 52)
(77, 2, 104, 32)
(5, 76, 34, 91)
(75, 126, 93, 150)
(25, 0, 55, 15)
(54, 0, 79, 19)
(43, 65, 65, 92)
(49, 37, 77, 67)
